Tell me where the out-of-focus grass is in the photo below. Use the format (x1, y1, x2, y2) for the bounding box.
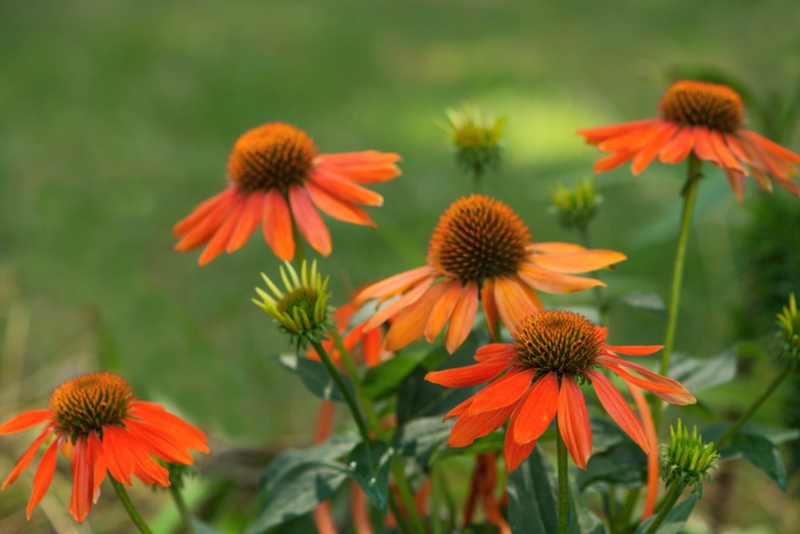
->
(1, 0, 799, 446)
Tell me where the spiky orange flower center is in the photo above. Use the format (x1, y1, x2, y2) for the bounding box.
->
(658, 80, 745, 133)
(227, 122, 317, 193)
(49, 372, 133, 439)
(427, 195, 530, 283)
(513, 311, 600, 377)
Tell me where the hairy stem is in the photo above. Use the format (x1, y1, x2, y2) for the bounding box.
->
(169, 482, 196, 534)
(644, 483, 685, 534)
(111, 478, 153, 534)
(556, 423, 569, 534)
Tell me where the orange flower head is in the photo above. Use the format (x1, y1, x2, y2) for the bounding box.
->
(354, 194, 626, 354)
(428, 195, 529, 283)
(578, 79, 800, 201)
(0, 372, 209, 524)
(174, 121, 402, 265)
(425, 311, 696, 472)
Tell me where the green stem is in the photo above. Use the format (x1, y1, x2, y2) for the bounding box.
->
(331, 330, 384, 436)
(716, 360, 792, 448)
(607, 483, 618, 526)
(169, 483, 196, 534)
(577, 227, 606, 326)
(473, 168, 483, 192)
(111, 478, 153, 534)
(655, 154, 702, 428)
(292, 220, 306, 268)
(391, 457, 427, 534)
(614, 487, 640, 534)
(644, 483, 685, 534)
(556, 421, 569, 534)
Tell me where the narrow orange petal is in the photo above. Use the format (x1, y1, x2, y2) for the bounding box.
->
(26, 438, 60, 520)
(363, 277, 434, 333)
(87, 431, 106, 498)
(631, 122, 680, 175)
(2, 425, 54, 490)
(69, 436, 95, 524)
(314, 401, 336, 445)
(743, 130, 800, 164)
(351, 483, 374, 534)
(289, 185, 332, 257)
(198, 195, 247, 266)
(125, 420, 193, 464)
(445, 282, 479, 354)
(173, 188, 237, 237)
(126, 434, 171, 487)
(709, 131, 746, 174)
(494, 276, 543, 334)
(425, 359, 511, 388)
(588, 370, 648, 452)
(599, 358, 695, 405)
(658, 126, 694, 164)
(691, 127, 720, 165)
(102, 426, 135, 485)
(594, 151, 636, 173)
(480, 279, 500, 341)
(129, 403, 209, 453)
(353, 266, 437, 305)
(174, 191, 237, 252)
(443, 397, 474, 421)
(604, 345, 662, 356)
(724, 168, 746, 202)
(310, 169, 384, 206)
(518, 263, 604, 294)
(474, 343, 514, 362)
(528, 249, 626, 274)
(0, 410, 52, 435)
(384, 284, 448, 351)
(505, 390, 539, 472)
(316, 153, 401, 184)
(513, 372, 559, 444)
(626, 383, 658, 520)
(467, 368, 534, 415)
(361, 327, 383, 368)
(263, 189, 295, 261)
(313, 501, 338, 534)
(305, 180, 376, 227)
(226, 191, 265, 253)
(577, 119, 659, 145)
(316, 151, 401, 167)
(527, 242, 586, 254)
(724, 134, 751, 165)
(557, 377, 592, 469)
(597, 124, 662, 153)
(424, 280, 461, 342)
(448, 404, 515, 448)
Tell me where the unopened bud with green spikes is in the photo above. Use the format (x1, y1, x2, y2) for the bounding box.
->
(440, 103, 505, 179)
(777, 293, 800, 364)
(253, 260, 334, 350)
(661, 419, 719, 496)
(549, 177, 602, 234)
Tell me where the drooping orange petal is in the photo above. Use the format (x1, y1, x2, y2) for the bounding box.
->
(587, 370, 648, 452)
(226, 191, 265, 253)
(743, 130, 800, 164)
(363, 277, 434, 333)
(474, 343, 514, 362)
(25, 437, 60, 520)
(709, 131, 746, 174)
(724, 168, 746, 202)
(691, 127, 720, 165)
(599, 358, 695, 405)
(577, 119, 659, 145)
(310, 169, 384, 206)
(361, 327, 383, 368)
(263, 189, 295, 261)
(2, 425, 54, 490)
(528, 249, 626, 274)
(513, 372, 559, 445)
(631, 122, 680, 175)
(658, 126, 694, 164)
(289, 185, 332, 257)
(595, 151, 637, 173)
(445, 282, 479, 354)
(173, 188, 237, 237)
(129, 403, 209, 453)
(198, 194, 247, 266)
(505, 389, 539, 472)
(316, 150, 401, 167)
(598, 124, 662, 154)
(173, 190, 237, 250)
(102, 426, 135, 485)
(126, 434, 171, 487)
(467, 368, 534, 415)
(480, 279, 500, 341)
(626, 383, 658, 520)
(354, 266, 438, 306)
(384, 283, 449, 351)
(423, 280, 461, 342)
(87, 431, 106, 499)
(604, 345, 663, 356)
(518, 263, 604, 294)
(494, 276, 543, 333)
(724, 134, 751, 164)
(426, 359, 512, 388)
(557, 377, 592, 469)
(313, 501, 338, 534)
(69, 436, 95, 524)
(305, 180, 376, 227)
(316, 153, 401, 184)
(443, 397, 474, 421)
(527, 242, 586, 254)
(448, 404, 515, 448)
(125, 420, 194, 464)
(0, 410, 52, 435)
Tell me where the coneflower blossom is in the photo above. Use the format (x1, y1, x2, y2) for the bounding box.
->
(354, 195, 625, 353)
(426, 311, 695, 471)
(0, 372, 208, 523)
(578, 79, 800, 201)
(174, 122, 401, 264)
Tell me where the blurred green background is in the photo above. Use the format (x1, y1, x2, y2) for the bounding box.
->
(2, 0, 800, 530)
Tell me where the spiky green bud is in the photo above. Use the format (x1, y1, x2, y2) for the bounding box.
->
(660, 419, 719, 496)
(253, 260, 334, 350)
(777, 293, 800, 364)
(549, 177, 602, 234)
(440, 103, 505, 178)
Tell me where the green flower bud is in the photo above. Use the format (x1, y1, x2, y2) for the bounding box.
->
(549, 177, 602, 234)
(253, 260, 334, 350)
(777, 293, 800, 363)
(661, 419, 719, 496)
(441, 103, 505, 178)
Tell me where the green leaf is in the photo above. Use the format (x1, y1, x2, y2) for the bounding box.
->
(577, 441, 647, 490)
(347, 440, 394, 514)
(617, 291, 666, 318)
(668, 349, 737, 392)
(363, 355, 420, 400)
(635, 494, 699, 534)
(277, 354, 355, 403)
(394, 417, 454, 464)
(569, 480, 609, 534)
(428, 432, 503, 464)
(191, 519, 226, 534)
(507, 446, 559, 534)
(591, 418, 624, 450)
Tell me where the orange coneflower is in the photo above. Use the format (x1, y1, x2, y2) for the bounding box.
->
(0, 372, 209, 523)
(174, 122, 401, 265)
(577, 79, 800, 201)
(425, 311, 695, 471)
(353, 195, 626, 354)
